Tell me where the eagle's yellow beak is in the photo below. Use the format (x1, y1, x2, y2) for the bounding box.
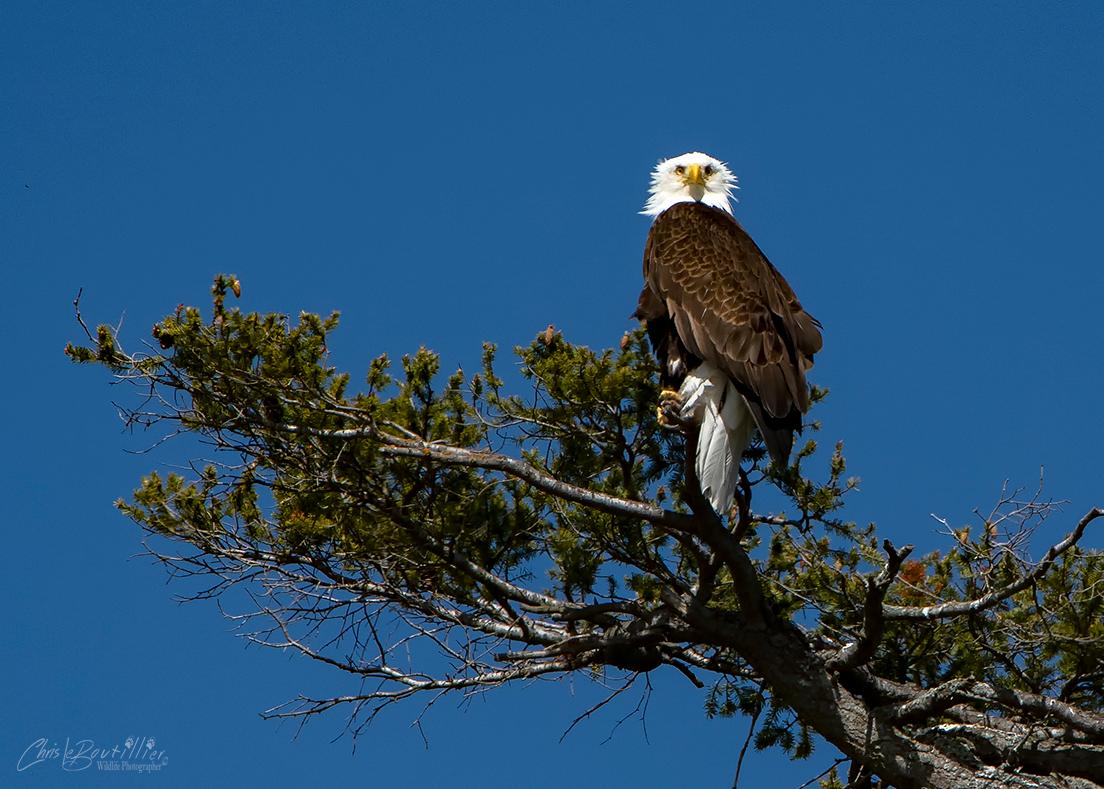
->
(684, 163, 706, 186)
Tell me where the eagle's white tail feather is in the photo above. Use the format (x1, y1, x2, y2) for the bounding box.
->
(677, 369, 712, 417)
(678, 364, 754, 514)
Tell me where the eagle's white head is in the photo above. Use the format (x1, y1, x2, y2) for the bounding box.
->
(641, 151, 738, 217)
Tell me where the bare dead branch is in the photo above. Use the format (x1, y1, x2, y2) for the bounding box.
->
(883, 508, 1103, 621)
(558, 675, 637, 742)
(731, 695, 762, 789)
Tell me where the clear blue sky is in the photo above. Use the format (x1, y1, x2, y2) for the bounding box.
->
(4, 2, 1103, 786)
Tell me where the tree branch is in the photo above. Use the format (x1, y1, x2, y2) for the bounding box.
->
(883, 508, 1103, 621)
(826, 539, 913, 671)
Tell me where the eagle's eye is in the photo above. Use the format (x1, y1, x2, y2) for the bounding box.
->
(674, 165, 685, 175)
(704, 165, 716, 177)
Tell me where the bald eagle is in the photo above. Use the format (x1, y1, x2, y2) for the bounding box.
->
(634, 152, 822, 513)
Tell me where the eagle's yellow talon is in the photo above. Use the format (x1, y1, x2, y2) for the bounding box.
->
(656, 388, 684, 428)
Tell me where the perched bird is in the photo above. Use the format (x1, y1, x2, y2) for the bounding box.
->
(634, 152, 822, 513)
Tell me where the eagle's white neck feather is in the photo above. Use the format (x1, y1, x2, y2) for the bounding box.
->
(641, 151, 738, 217)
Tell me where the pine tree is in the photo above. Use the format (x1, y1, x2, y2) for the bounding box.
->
(67, 275, 1104, 788)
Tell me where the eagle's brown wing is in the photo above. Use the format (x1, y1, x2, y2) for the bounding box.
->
(636, 202, 822, 463)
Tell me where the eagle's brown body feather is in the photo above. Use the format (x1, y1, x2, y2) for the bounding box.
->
(635, 202, 822, 466)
